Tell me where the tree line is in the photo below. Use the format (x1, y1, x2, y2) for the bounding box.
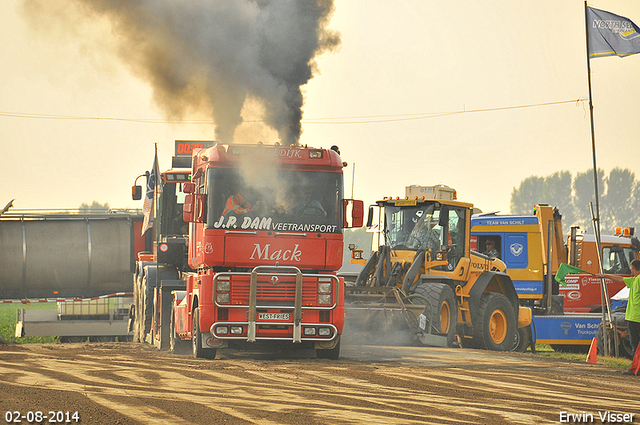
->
(510, 168, 640, 236)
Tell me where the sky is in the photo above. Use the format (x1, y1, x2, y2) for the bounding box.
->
(1, 0, 639, 215)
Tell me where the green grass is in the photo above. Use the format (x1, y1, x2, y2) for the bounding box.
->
(530, 344, 632, 370)
(0, 303, 58, 343)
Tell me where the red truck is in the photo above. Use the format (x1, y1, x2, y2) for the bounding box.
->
(132, 142, 363, 359)
(562, 229, 639, 313)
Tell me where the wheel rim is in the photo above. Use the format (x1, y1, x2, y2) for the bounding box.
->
(440, 301, 451, 333)
(489, 309, 507, 344)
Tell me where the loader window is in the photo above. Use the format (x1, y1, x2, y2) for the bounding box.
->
(383, 203, 466, 270)
(384, 204, 438, 251)
(446, 206, 466, 269)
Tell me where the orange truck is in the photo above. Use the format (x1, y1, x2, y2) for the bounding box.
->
(471, 204, 639, 355)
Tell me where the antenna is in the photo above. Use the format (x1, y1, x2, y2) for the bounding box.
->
(351, 162, 355, 199)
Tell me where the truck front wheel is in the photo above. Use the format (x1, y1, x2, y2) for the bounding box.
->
(192, 307, 216, 359)
(512, 325, 532, 352)
(316, 336, 341, 360)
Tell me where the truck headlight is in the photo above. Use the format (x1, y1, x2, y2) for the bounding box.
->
(318, 294, 332, 305)
(217, 292, 230, 303)
(318, 327, 331, 336)
(217, 280, 230, 292)
(318, 282, 332, 294)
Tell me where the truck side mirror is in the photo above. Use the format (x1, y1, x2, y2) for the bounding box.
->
(343, 199, 364, 228)
(438, 205, 449, 228)
(183, 193, 207, 223)
(183, 194, 194, 222)
(366, 206, 374, 228)
(352, 200, 364, 228)
(183, 182, 195, 194)
(132, 185, 142, 201)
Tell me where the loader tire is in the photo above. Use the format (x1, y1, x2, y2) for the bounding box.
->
(413, 282, 457, 347)
(472, 293, 516, 351)
(192, 307, 216, 359)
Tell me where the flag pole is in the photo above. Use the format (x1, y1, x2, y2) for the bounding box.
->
(153, 142, 159, 254)
(584, 1, 610, 357)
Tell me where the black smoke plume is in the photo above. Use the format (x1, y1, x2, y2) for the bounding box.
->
(22, 0, 340, 145)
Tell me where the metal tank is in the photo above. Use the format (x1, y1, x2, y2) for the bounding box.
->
(0, 211, 144, 299)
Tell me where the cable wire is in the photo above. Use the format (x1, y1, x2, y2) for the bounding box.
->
(0, 98, 587, 125)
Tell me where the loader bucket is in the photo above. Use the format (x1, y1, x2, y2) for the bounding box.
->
(343, 286, 435, 346)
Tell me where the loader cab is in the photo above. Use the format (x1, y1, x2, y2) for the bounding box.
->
(379, 199, 468, 271)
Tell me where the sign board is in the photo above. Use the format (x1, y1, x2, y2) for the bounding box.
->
(175, 140, 216, 156)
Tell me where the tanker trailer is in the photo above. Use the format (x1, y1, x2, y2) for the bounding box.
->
(1, 209, 145, 342)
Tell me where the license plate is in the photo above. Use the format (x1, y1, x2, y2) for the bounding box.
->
(258, 313, 290, 320)
(419, 313, 427, 331)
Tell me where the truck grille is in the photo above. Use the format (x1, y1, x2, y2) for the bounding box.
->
(231, 279, 316, 305)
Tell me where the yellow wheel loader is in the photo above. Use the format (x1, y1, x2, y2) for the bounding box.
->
(345, 186, 531, 351)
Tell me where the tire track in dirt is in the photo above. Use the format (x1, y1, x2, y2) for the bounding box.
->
(1, 343, 638, 425)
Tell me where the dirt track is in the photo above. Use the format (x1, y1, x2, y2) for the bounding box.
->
(1, 340, 638, 425)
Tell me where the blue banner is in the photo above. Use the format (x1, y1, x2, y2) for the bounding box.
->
(141, 149, 160, 235)
(588, 7, 640, 58)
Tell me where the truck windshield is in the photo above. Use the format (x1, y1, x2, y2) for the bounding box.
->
(206, 168, 343, 233)
(602, 245, 637, 274)
(158, 182, 189, 236)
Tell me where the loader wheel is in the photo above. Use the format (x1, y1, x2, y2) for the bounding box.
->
(473, 293, 516, 351)
(192, 307, 216, 360)
(170, 302, 190, 355)
(413, 283, 457, 347)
